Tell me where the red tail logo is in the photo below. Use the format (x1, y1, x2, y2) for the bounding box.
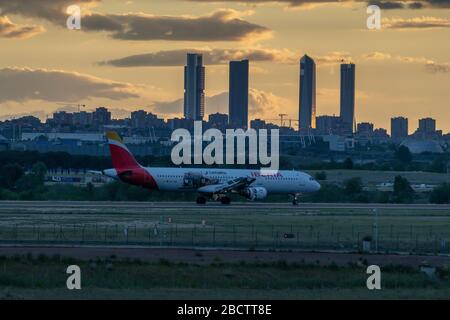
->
(106, 132, 158, 190)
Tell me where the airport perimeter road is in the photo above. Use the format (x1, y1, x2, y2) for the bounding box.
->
(0, 201, 450, 212)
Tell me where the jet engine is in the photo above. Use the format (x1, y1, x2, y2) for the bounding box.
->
(242, 187, 268, 201)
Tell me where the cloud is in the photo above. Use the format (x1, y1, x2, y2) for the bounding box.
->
(0, 1, 271, 42)
(383, 16, 450, 29)
(100, 47, 296, 67)
(0, 16, 44, 38)
(0, 0, 98, 21)
(150, 88, 285, 119)
(425, 62, 450, 73)
(367, 1, 407, 9)
(184, 0, 334, 8)
(361, 51, 434, 64)
(315, 52, 353, 66)
(102, 49, 355, 69)
(0, 67, 140, 103)
(103, 10, 271, 42)
(360, 51, 450, 74)
(0, 110, 47, 121)
(184, 0, 450, 9)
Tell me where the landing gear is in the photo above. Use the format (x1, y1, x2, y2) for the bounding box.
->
(292, 194, 300, 206)
(196, 196, 207, 205)
(220, 196, 231, 205)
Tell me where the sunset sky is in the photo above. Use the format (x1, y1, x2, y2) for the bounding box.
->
(0, 0, 449, 133)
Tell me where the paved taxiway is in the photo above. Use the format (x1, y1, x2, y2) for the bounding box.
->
(0, 201, 449, 211)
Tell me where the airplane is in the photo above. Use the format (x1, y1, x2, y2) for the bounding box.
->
(95, 131, 321, 205)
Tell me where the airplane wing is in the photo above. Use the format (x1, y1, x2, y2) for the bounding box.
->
(197, 177, 256, 195)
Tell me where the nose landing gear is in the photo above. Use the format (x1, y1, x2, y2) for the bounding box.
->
(292, 194, 301, 206)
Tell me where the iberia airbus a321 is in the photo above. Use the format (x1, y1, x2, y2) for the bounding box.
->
(95, 132, 321, 205)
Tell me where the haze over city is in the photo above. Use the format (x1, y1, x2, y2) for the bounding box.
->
(0, 0, 449, 133)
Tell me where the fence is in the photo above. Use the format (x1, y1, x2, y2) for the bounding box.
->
(0, 222, 449, 255)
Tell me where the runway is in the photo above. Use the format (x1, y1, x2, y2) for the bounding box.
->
(0, 200, 449, 211)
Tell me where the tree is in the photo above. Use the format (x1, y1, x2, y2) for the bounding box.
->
(15, 162, 48, 191)
(430, 183, 450, 204)
(393, 175, 414, 203)
(315, 171, 327, 181)
(305, 184, 345, 203)
(343, 157, 354, 170)
(31, 162, 47, 184)
(0, 163, 24, 189)
(395, 146, 412, 164)
(427, 156, 448, 173)
(344, 177, 363, 194)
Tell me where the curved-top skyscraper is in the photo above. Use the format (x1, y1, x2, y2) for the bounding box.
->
(184, 53, 205, 121)
(299, 55, 316, 132)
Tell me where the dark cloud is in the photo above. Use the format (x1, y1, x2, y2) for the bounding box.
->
(367, 1, 406, 9)
(184, 0, 351, 8)
(100, 48, 295, 67)
(408, 2, 425, 8)
(103, 10, 271, 42)
(0, 0, 97, 23)
(185, 0, 450, 9)
(426, 0, 450, 8)
(0, 1, 270, 42)
(0, 67, 139, 103)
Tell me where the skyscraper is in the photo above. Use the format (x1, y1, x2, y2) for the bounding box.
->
(418, 118, 436, 134)
(391, 117, 409, 140)
(229, 59, 249, 128)
(299, 55, 316, 132)
(184, 53, 205, 121)
(340, 63, 356, 134)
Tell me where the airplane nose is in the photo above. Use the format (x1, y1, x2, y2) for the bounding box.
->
(313, 181, 321, 192)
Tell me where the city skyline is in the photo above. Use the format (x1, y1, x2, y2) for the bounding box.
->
(5, 104, 446, 139)
(0, 0, 449, 133)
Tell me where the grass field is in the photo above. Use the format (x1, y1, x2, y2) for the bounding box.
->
(0, 206, 449, 254)
(1, 204, 450, 300)
(0, 255, 449, 300)
(307, 170, 450, 187)
(0, 252, 450, 299)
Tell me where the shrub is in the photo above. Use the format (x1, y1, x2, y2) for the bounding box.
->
(430, 183, 450, 204)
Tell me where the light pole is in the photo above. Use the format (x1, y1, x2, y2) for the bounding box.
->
(373, 208, 379, 253)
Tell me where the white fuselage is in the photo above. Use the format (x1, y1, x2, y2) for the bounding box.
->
(128, 167, 321, 194)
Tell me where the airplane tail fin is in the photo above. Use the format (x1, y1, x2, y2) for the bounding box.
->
(106, 131, 141, 171)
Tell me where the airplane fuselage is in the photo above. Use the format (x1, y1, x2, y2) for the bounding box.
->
(104, 167, 321, 195)
(103, 131, 321, 203)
